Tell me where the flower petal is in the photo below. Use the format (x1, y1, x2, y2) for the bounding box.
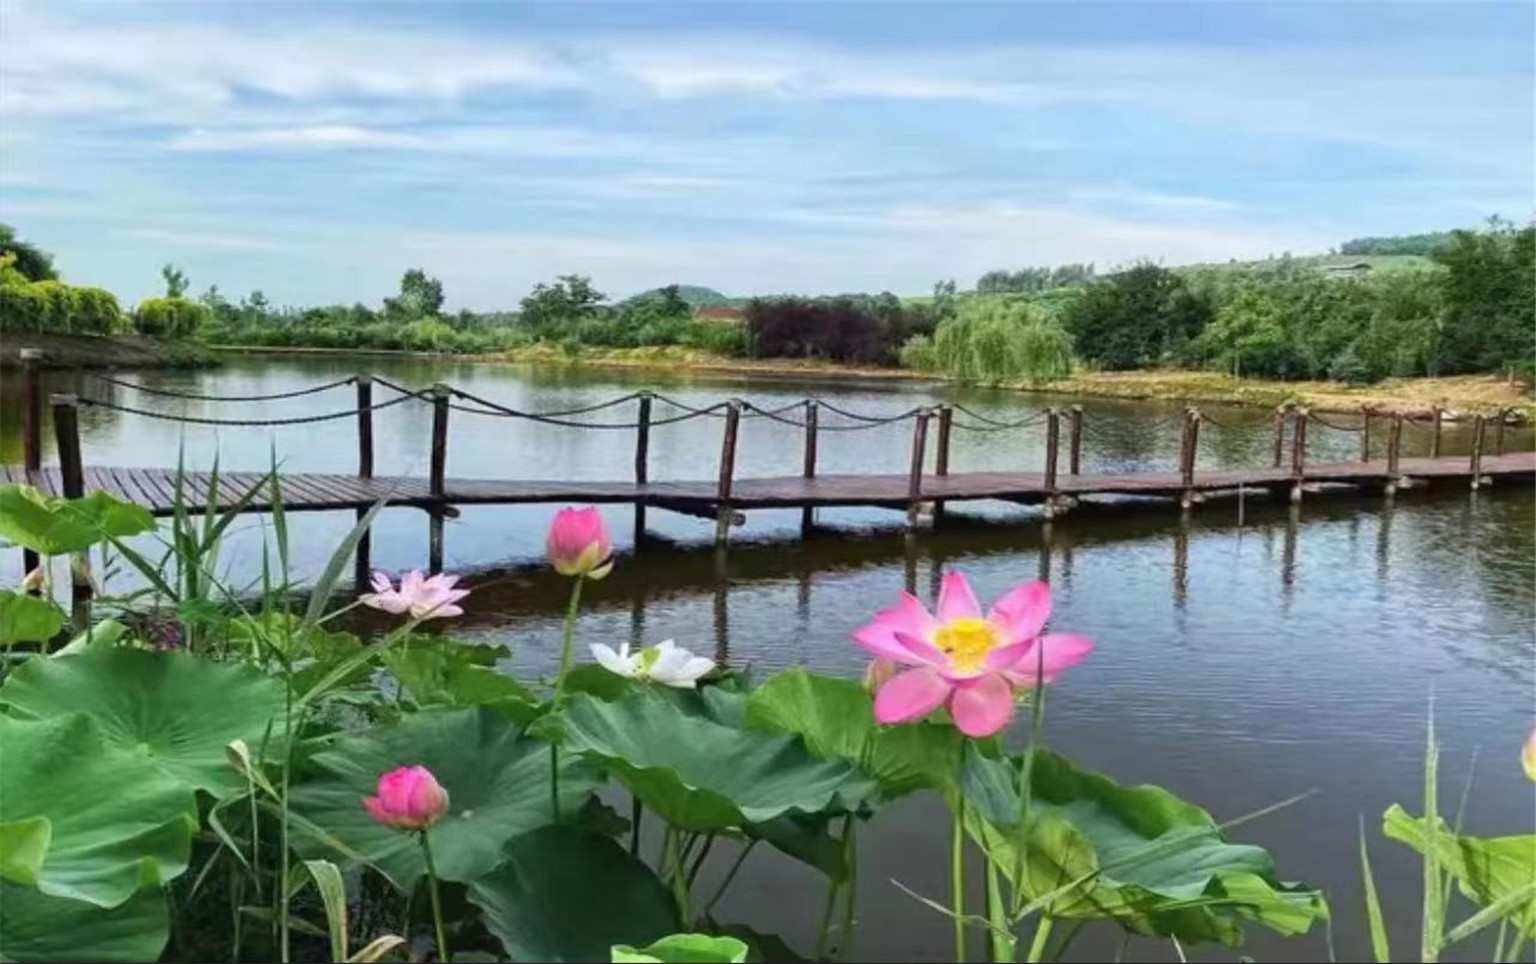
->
(850, 592, 938, 663)
(874, 666, 952, 725)
(936, 572, 983, 622)
(894, 630, 949, 669)
(591, 643, 635, 677)
(1002, 634, 1096, 685)
(948, 674, 1016, 737)
(369, 571, 394, 594)
(983, 639, 1034, 672)
(988, 580, 1052, 643)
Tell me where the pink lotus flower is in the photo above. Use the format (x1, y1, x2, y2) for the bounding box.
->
(360, 570, 469, 620)
(547, 506, 613, 579)
(364, 765, 449, 831)
(852, 572, 1093, 738)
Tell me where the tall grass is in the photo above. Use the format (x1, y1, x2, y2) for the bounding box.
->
(930, 299, 1074, 386)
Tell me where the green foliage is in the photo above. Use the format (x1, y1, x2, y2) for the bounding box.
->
(468, 827, 679, 962)
(0, 279, 125, 335)
(133, 296, 209, 338)
(1, 649, 287, 794)
(745, 292, 939, 364)
(1383, 805, 1536, 941)
(897, 333, 938, 371)
(0, 223, 58, 281)
(288, 706, 600, 890)
(550, 689, 876, 833)
(0, 713, 196, 907)
(624, 284, 733, 308)
(977, 262, 1095, 294)
(930, 298, 1075, 385)
(1433, 219, 1535, 375)
(520, 274, 606, 334)
(0, 590, 66, 645)
(1065, 262, 1211, 369)
(159, 264, 188, 299)
(613, 933, 750, 962)
(963, 749, 1327, 946)
(0, 485, 156, 556)
(383, 268, 445, 320)
(0, 881, 170, 963)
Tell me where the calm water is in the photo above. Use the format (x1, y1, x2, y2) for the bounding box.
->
(3, 357, 1533, 962)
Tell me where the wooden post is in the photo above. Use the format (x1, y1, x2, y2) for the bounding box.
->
(1494, 410, 1506, 455)
(1043, 408, 1060, 495)
(353, 375, 374, 590)
(633, 393, 652, 543)
(1180, 407, 1201, 508)
(799, 401, 818, 536)
(714, 401, 741, 545)
(1430, 407, 1443, 458)
(1387, 414, 1403, 480)
(428, 384, 450, 572)
(1360, 408, 1371, 463)
(933, 404, 952, 523)
(905, 409, 931, 530)
(19, 348, 42, 584)
(1289, 407, 1309, 501)
(1468, 414, 1485, 489)
(1068, 405, 1083, 475)
(51, 394, 91, 622)
(1272, 403, 1289, 468)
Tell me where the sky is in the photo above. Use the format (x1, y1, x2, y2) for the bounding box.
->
(0, 0, 1531, 310)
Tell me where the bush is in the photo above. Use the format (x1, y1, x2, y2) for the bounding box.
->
(1065, 264, 1211, 370)
(134, 297, 209, 339)
(898, 334, 938, 371)
(0, 279, 125, 335)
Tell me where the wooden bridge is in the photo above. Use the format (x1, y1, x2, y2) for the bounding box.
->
(7, 352, 1533, 586)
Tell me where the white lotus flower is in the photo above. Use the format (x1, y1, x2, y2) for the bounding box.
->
(589, 639, 715, 689)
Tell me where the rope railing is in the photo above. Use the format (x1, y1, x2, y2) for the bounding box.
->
(739, 400, 924, 431)
(75, 389, 428, 427)
(85, 371, 358, 402)
(447, 387, 729, 429)
(946, 404, 1049, 430)
(1308, 411, 1367, 432)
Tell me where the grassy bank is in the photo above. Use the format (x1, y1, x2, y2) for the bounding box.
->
(1, 333, 219, 369)
(1032, 370, 1534, 418)
(213, 343, 1532, 417)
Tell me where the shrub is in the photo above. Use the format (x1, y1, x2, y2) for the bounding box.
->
(134, 297, 210, 339)
(0, 279, 124, 335)
(931, 299, 1074, 385)
(898, 333, 938, 371)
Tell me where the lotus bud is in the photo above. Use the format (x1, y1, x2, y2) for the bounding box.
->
(1523, 730, 1536, 783)
(863, 657, 898, 694)
(546, 506, 613, 580)
(364, 765, 449, 832)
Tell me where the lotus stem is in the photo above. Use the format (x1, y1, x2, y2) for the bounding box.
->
(1025, 915, 1053, 963)
(837, 813, 859, 963)
(550, 575, 585, 823)
(420, 831, 451, 964)
(952, 796, 967, 963)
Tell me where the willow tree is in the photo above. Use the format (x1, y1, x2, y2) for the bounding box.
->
(930, 298, 1074, 385)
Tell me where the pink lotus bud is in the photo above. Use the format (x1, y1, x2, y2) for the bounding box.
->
(1524, 730, 1536, 783)
(546, 506, 613, 579)
(364, 765, 449, 832)
(863, 657, 898, 694)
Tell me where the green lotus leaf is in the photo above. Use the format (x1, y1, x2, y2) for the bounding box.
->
(0, 591, 65, 645)
(612, 933, 750, 963)
(0, 485, 155, 556)
(0, 714, 195, 907)
(382, 636, 539, 722)
(554, 689, 876, 834)
(0, 648, 286, 795)
(745, 668, 964, 798)
(468, 826, 678, 963)
(288, 706, 600, 890)
(965, 749, 1326, 947)
(0, 817, 50, 886)
(1383, 804, 1536, 939)
(225, 611, 372, 694)
(0, 881, 169, 963)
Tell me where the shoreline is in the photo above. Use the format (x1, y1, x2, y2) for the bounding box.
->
(213, 344, 1535, 419)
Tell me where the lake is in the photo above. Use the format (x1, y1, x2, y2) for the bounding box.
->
(3, 356, 1532, 961)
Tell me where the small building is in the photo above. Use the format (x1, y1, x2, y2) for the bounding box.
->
(694, 306, 745, 324)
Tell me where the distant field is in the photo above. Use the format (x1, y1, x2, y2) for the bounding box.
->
(1179, 252, 1435, 274)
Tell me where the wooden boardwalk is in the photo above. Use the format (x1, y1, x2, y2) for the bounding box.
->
(6, 452, 1531, 518)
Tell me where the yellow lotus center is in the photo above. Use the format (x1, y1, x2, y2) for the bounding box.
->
(933, 618, 1000, 673)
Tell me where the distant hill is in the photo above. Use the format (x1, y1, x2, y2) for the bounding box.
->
(625, 284, 733, 307)
(1338, 231, 1453, 256)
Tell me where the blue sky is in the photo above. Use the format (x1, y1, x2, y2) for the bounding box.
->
(1, 0, 1531, 309)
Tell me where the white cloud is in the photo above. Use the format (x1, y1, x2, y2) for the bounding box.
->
(125, 228, 283, 252)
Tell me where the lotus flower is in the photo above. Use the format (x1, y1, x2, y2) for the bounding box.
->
(364, 765, 449, 831)
(547, 506, 614, 579)
(1524, 730, 1536, 783)
(591, 639, 715, 688)
(852, 572, 1092, 737)
(360, 570, 468, 620)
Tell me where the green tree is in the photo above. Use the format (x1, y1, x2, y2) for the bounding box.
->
(1433, 218, 1534, 375)
(161, 264, 189, 298)
(1065, 263, 1211, 369)
(384, 268, 445, 319)
(931, 298, 1074, 385)
(0, 224, 57, 281)
(518, 275, 605, 333)
(135, 297, 209, 338)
